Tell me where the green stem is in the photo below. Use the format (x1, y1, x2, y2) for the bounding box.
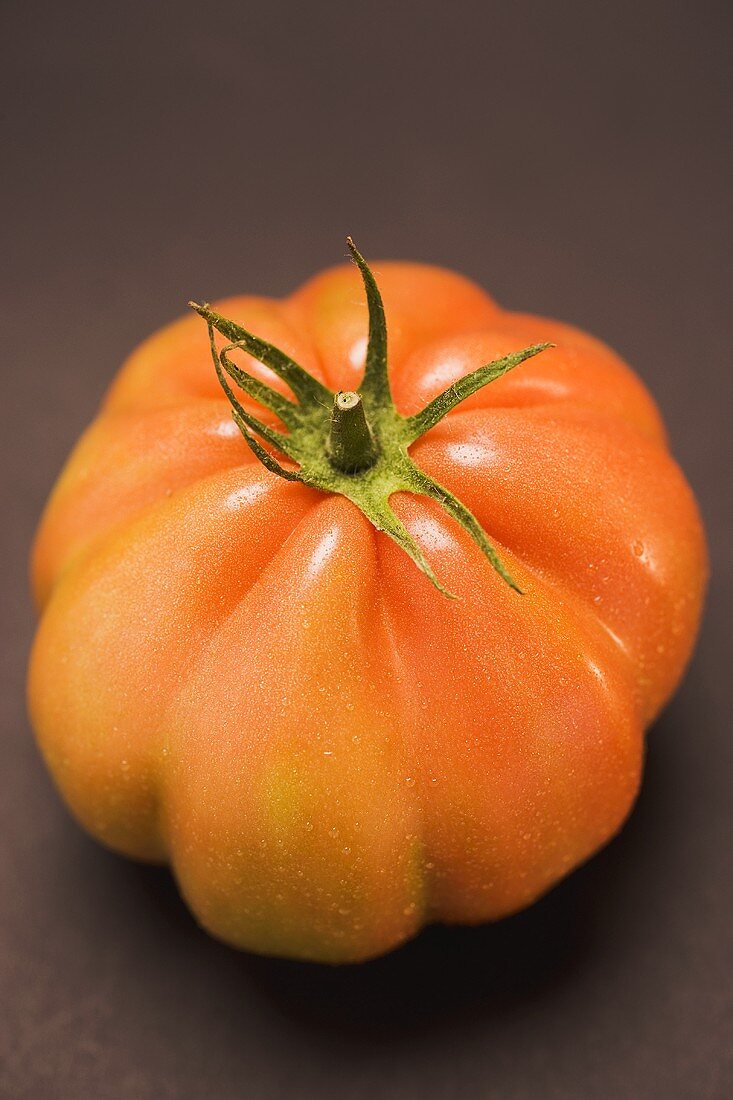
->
(327, 392, 379, 473)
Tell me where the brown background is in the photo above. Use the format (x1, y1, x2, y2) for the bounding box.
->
(2, 2, 731, 1097)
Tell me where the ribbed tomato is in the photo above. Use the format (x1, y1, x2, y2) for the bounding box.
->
(29, 243, 706, 962)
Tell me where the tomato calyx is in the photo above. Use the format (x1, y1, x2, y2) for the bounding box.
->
(190, 239, 552, 598)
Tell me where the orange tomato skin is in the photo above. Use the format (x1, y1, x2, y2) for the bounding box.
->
(28, 261, 707, 963)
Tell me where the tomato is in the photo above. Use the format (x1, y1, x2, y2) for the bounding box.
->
(28, 241, 707, 963)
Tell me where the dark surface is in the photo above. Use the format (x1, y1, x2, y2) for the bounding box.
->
(2, 2, 731, 1097)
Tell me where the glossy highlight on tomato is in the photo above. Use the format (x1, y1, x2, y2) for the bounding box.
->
(29, 246, 707, 963)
